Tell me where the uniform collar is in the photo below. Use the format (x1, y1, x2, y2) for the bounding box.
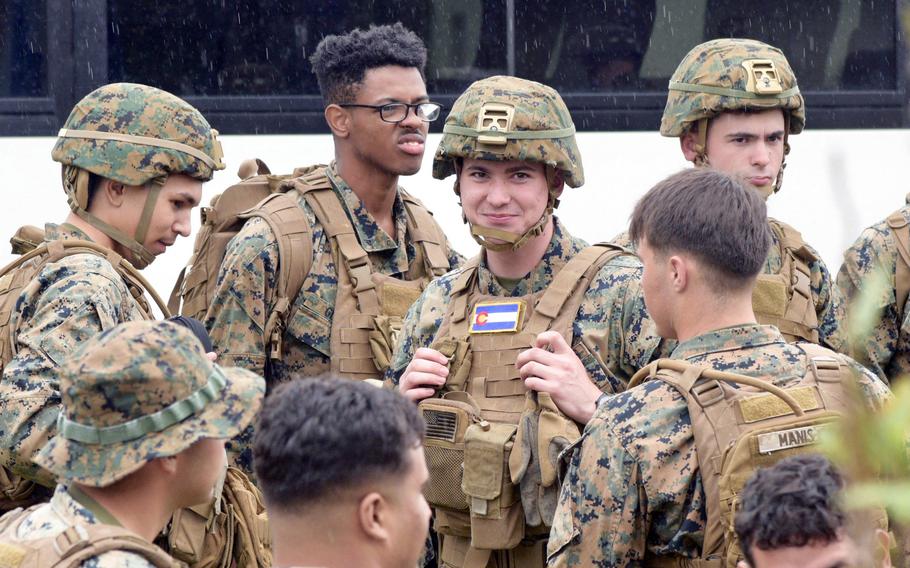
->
(670, 323, 785, 361)
(474, 218, 587, 297)
(44, 222, 94, 243)
(325, 162, 410, 261)
(52, 484, 123, 527)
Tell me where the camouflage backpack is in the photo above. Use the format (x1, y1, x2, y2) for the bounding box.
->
(168, 159, 314, 363)
(0, 504, 182, 568)
(629, 343, 857, 568)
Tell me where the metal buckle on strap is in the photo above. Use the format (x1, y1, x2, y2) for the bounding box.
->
(691, 379, 725, 407)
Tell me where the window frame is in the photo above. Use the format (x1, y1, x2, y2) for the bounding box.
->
(2, 0, 908, 136)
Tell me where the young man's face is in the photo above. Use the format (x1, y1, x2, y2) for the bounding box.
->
(458, 158, 551, 245)
(742, 530, 892, 568)
(345, 65, 429, 177)
(107, 173, 201, 259)
(683, 109, 785, 197)
(383, 444, 431, 568)
(638, 236, 675, 339)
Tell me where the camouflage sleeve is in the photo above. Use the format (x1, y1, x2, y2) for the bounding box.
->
(445, 236, 467, 270)
(837, 223, 910, 382)
(573, 256, 661, 394)
(808, 246, 848, 354)
(205, 217, 280, 377)
(845, 356, 894, 411)
(80, 551, 158, 567)
(0, 256, 139, 484)
(385, 272, 456, 385)
(548, 381, 704, 566)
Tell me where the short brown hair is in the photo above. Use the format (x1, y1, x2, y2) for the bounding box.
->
(629, 168, 771, 291)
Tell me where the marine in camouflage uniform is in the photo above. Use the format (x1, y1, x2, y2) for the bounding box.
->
(837, 197, 910, 383)
(549, 168, 890, 567)
(613, 38, 847, 352)
(0, 83, 221, 496)
(203, 24, 463, 475)
(391, 76, 661, 568)
(0, 320, 264, 567)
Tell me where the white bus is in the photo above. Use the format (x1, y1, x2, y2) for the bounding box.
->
(2, 1, 908, 302)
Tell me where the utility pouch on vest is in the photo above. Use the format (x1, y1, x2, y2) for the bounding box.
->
(509, 393, 580, 528)
(433, 338, 473, 392)
(165, 493, 234, 568)
(463, 421, 523, 550)
(420, 395, 481, 512)
(369, 279, 425, 373)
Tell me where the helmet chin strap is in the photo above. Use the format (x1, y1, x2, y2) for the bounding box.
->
(458, 167, 561, 252)
(63, 166, 162, 269)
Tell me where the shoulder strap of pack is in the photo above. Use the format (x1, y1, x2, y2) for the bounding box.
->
(446, 258, 481, 335)
(237, 192, 313, 362)
(886, 209, 910, 322)
(640, 359, 808, 559)
(0, 239, 167, 318)
(765, 218, 818, 342)
(399, 191, 451, 278)
(768, 218, 818, 263)
(522, 243, 627, 339)
(293, 168, 383, 316)
(53, 523, 180, 568)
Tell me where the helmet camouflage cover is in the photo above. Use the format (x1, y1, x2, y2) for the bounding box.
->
(433, 75, 584, 188)
(52, 82, 224, 187)
(660, 38, 805, 137)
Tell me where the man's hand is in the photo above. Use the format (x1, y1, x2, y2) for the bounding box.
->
(398, 348, 449, 403)
(517, 331, 603, 424)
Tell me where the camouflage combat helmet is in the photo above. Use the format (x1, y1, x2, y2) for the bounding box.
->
(52, 83, 225, 268)
(34, 320, 263, 487)
(661, 38, 804, 195)
(433, 75, 583, 251)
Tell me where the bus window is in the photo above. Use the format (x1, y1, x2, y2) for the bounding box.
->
(0, 1, 47, 97)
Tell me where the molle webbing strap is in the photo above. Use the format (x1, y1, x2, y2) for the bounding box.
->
(442, 124, 576, 141)
(766, 220, 819, 343)
(886, 208, 910, 322)
(400, 192, 451, 276)
(448, 259, 480, 329)
(668, 81, 800, 100)
(522, 244, 625, 338)
(238, 192, 313, 361)
(57, 128, 221, 170)
(58, 368, 227, 444)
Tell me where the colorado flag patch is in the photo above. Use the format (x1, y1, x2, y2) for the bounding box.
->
(470, 301, 524, 334)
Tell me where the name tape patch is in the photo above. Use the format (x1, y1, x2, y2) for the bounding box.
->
(757, 424, 826, 455)
(470, 301, 524, 334)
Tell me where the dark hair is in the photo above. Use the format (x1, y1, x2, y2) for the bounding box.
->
(310, 23, 427, 105)
(253, 376, 425, 511)
(629, 168, 771, 292)
(735, 454, 845, 566)
(167, 315, 213, 352)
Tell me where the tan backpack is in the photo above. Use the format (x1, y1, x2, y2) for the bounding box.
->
(629, 343, 857, 568)
(0, 226, 169, 513)
(163, 467, 271, 568)
(0, 504, 182, 568)
(168, 159, 314, 363)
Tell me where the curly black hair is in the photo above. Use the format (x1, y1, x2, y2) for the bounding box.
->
(310, 23, 427, 105)
(735, 454, 845, 566)
(252, 376, 425, 512)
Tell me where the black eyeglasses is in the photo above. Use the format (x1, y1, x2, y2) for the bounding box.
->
(338, 102, 443, 124)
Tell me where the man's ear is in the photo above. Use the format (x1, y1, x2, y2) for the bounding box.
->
(875, 529, 893, 568)
(668, 254, 688, 292)
(357, 491, 391, 543)
(680, 131, 700, 163)
(325, 104, 351, 138)
(153, 454, 179, 476)
(97, 179, 127, 208)
(735, 562, 750, 568)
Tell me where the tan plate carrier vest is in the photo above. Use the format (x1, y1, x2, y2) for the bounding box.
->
(751, 219, 820, 343)
(629, 343, 857, 568)
(0, 228, 163, 511)
(420, 244, 626, 568)
(886, 198, 910, 324)
(0, 504, 182, 568)
(282, 166, 452, 379)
